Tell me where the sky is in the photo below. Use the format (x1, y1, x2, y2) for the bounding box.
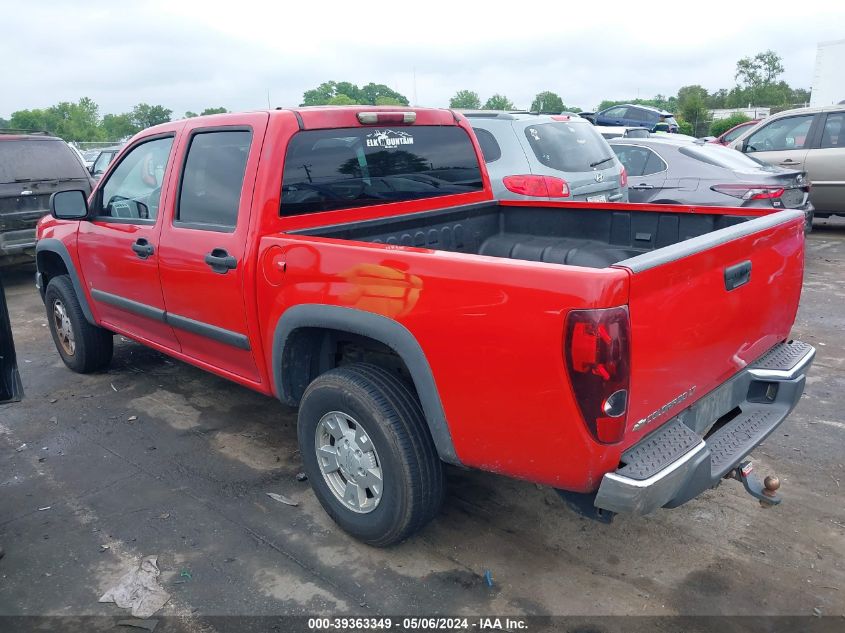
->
(1, 0, 843, 119)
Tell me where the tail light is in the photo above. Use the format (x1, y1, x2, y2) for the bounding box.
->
(711, 184, 785, 200)
(503, 175, 570, 198)
(357, 111, 416, 125)
(564, 307, 630, 444)
(620, 166, 628, 188)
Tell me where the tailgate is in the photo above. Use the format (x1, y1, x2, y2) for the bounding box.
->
(615, 210, 806, 444)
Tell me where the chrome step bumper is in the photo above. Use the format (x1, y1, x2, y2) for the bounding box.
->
(595, 340, 815, 515)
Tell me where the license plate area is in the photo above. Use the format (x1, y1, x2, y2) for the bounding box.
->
(587, 194, 607, 203)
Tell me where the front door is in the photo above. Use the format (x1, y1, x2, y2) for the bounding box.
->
(77, 134, 180, 350)
(157, 115, 268, 383)
(742, 113, 815, 170)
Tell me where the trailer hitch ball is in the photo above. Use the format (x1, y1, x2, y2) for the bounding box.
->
(730, 461, 783, 508)
(763, 475, 780, 495)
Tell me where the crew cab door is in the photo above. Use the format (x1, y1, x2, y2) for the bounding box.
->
(157, 115, 268, 382)
(78, 134, 180, 349)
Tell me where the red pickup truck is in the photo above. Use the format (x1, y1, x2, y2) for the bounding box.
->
(37, 107, 814, 545)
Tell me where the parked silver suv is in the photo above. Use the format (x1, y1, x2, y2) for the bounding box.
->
(464, 112, 628, 203)
(730, 104, 845, 218)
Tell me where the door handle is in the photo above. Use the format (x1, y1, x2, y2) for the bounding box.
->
(204, 248, 237, 274)
(631, 184, 654, 190)
(131, 238, 154, 259)
(724, 260, 752, 291)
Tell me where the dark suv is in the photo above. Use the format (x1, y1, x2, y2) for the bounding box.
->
(0, 133, 92, 265)
(583, 104, 679, 133)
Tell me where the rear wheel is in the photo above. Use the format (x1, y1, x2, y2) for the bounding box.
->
(45, 276, 113, 373)
(297, 363, 445, 546)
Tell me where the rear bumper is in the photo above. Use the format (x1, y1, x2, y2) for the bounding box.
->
(595, 340, 814, 515)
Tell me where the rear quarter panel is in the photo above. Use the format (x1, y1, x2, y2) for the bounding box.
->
(257, 235, 630, 490)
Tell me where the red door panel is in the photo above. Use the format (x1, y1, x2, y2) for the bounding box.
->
(157, 114, 269, 382)
(78, 134, 180, 350)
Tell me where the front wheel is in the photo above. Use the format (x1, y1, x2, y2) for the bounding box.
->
(297, 363, 445, 546)
(45, 276, 113, 373)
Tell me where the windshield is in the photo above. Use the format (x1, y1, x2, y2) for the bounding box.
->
(678, 144, 778, 172)
(0, 139, 86, 183)
(522, 122, 612, 172)
(281, 126, 483, 216)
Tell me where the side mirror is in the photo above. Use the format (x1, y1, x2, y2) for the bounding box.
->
(88, 165, 95, 176)
(50, 190, 89, 220)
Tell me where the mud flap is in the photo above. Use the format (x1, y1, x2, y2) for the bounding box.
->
(0, 273, 23, 403)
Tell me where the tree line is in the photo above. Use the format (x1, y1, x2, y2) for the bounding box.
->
(0, 49, 809, 143)
(0, 100, 228, 143)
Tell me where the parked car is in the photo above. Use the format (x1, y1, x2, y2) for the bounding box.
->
(581, 104, 679, 133)
(465, 112, 627, 203)
(609, 136, 814, 230)
(730, 104, 845, 218)
(38, 106, 812, 545)
(90, 146, 122, 179)
(0, 133, 93, 265)
(707, 119, 760, 145)
(81, 149, 100, 169)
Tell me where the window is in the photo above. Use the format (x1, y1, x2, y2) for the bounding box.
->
(177, 130, 251, 229)
(472, 127, 502, 163)
(820, 112, 844, 149)
(745, 114, 814, 152)
(610, 145, 666, 177)
(642, 110, 660, 124)
(0, 139, 86, 183)
(722, 123, 751, 143)
(92, 151, 113, 176)
(524, 122, 612, 172)
(280, 126, 483, 216)
(603, 106, 628, 119)
(99, 137, 174, 220)
(678, 144, 777, 172)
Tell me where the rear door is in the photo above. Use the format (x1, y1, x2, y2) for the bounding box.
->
(803, 111, 845, 213)
(610, 144, 667, 202)
(617, 211, 805, 444)
(157, 114, 268, 382)
(77, 134, 180, 349)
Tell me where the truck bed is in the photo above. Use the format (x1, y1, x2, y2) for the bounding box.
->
(294, 202, 753, 269)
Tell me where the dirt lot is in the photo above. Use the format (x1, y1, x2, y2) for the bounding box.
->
(0, 219, 843, 627)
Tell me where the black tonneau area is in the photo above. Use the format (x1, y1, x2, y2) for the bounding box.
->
(295, 202, 753, 269)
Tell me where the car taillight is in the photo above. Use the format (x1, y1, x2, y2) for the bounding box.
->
(620, 166, 628, 188)
(503, 175, 570, 198)
(711, 184, 785, 200)
(357, 111, 416, 125)
(564, 307, 630, 444)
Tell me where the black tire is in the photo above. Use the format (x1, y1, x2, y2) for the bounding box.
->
(298, 363, 445, 546)
(45, 275, 113, 373)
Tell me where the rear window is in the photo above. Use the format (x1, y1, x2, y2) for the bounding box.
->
(472, 127, 502, 163)
(281, 126, 483, 216)
(0, 139, 86, 183)
(678, 144, 777, 173)
(523, 122, 612, 173)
